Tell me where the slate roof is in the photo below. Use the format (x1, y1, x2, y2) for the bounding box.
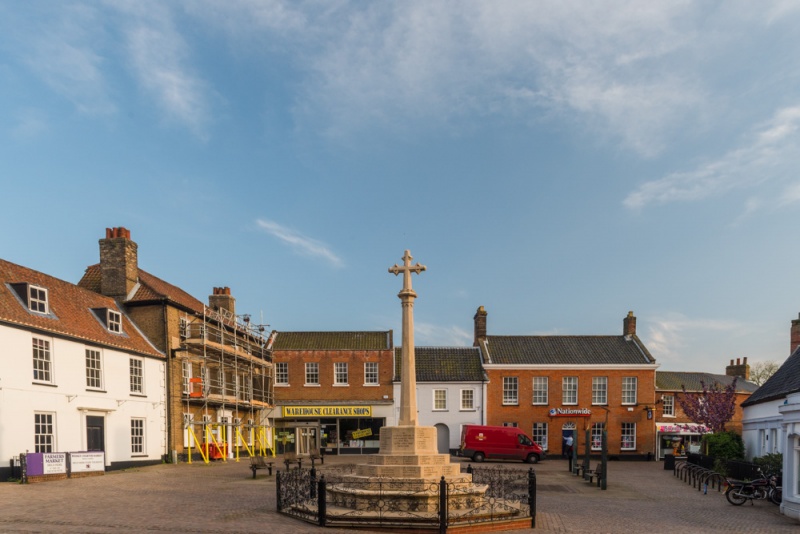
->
(79, 264, 205, 313)
(741, 348, 800, 407)
(656, 371, 758, 393)
(271, 331, 393, 351)
(394, 347, 486, 382)
(480, 335, 655, 366)
(0, 258, 163, 358)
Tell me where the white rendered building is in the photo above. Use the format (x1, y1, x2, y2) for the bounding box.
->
(393, 346, 488, 454)
(1, 258, 166, 480)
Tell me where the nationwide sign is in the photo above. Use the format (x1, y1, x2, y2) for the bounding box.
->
(549, 408, 591, 417)
(283, 406, 372, 418)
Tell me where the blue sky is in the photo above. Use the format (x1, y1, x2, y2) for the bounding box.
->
(2, 1, 800, 374)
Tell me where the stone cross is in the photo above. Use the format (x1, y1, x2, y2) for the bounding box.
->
(389, 250, 426, 426)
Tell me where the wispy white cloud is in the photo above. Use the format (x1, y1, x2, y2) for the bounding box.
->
(644, 313, 746, 368)
(255, 218, 343, 267)
(111, 1, 211, 139)
(414, 322, 472, 347)
(12, 109, 49, 139)
(184, 1, 709, 154)
(17, 4, 115, 115)
(624, 106, 800, 209)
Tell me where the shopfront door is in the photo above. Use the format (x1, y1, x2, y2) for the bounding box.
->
(86, 416, 105, 452)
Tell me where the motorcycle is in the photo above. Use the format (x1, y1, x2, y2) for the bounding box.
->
(725, 469, 781, 506)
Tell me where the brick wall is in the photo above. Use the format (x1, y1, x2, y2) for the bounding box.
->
(485, 368, 657, 456)
(273, 349, 394, 402)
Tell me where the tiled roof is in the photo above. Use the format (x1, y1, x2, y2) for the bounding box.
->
(742, 348, 800, 407)
(1, 258, 163, 358)
(394, 347, 486, 382)
(271, 331, 392, 351)
(482, 335, 655, 365)
(656, 371, 758, 393)
(79, 264, 205, 313)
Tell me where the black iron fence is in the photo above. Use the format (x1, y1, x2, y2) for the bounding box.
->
(276, 464, 536, 531)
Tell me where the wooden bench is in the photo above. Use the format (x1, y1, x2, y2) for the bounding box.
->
(249, 455, 274, 479)
(585, 464, 604, 486)
(309, 448, 324, 467)
(575, 461, 590, 477)
(283, 452, 303, 471)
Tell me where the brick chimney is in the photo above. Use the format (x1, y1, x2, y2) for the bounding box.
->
(791, 313, 800, 354)
(474, 306, 487, 346)
(623, 311, 636, 336)
(99, 227, 138, 299)
(209, 286, 235, 316)
(726, 357, 750, 381)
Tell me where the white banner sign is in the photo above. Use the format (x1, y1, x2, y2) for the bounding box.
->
(70, 451, 105, 473)
(43, 453, 67, 474)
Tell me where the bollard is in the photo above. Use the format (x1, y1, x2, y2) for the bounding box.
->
(528, 468, 537, 529)
(439, 476, 447, 534)
(318, 475, 327, 527)
(275, 471, 282, 512)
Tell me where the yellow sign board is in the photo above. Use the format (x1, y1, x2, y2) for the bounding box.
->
(351, 428, 373, 439)
(283, 406, 372, 418)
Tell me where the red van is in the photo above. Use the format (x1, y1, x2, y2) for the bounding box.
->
(460, 425, 545, 464)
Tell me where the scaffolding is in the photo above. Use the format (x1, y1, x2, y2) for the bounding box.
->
(178, 306, 275, 464)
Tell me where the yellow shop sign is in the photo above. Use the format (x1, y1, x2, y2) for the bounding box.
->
(283, 406, 372, 418)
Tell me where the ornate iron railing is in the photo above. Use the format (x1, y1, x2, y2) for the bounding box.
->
(276, 464, 536, 531)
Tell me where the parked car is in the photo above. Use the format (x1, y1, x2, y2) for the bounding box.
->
(460, 425, 545, 463)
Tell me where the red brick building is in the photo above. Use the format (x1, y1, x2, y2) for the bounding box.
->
(654, 359, 758, 458)
(270, 331, 395, 455)
(475, 307, 659, 459)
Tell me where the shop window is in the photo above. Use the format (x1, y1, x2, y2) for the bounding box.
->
(621, 423, 636, 450)
(532, 422, 548, 450)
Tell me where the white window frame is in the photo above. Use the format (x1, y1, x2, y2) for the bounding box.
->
(503, 377, 518, 405)
(532, 422, 548, 451)
(181, 360, 191, 395)
(275, 362, 289, 385)
(460, 389, 475, 411)
(305, 362, 319, 385)
(532, 377, 548, 405)
(183, 413, 194, 447)
(433, 389, 447, 411)
(179, 317, 189, 339)
(107, 310, 122, 333)
(592, 376, 607, 405)
(591, 423, 605, 451)
(622, 377, 638, 405)
(34, 412, 55, 453)
(334, 362, 348, 385)
(131, 418, 145, 455)
(621, 422, 636, 450)
(32, 336, 53, 384)
(85, 348, 103, 390)
(562, 377, 578, 405)
(662, 395, 675, 417)
(28, 285, 48, 314)
(364, 362, 379, 385)
(129, 357, 144, 394)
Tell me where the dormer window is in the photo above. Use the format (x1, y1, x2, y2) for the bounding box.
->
(29, 285, 48, 314)
(108, 310, 122, 333)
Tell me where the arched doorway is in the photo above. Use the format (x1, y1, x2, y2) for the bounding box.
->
(435, 424, 450, 454)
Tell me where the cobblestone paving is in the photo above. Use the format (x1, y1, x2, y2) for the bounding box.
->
(0, 456, 796, 533)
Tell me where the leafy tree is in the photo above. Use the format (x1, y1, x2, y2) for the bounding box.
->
(678, 377, 738, 433)
(703, 431, 744, 460)
(750, 360, 780, 386)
